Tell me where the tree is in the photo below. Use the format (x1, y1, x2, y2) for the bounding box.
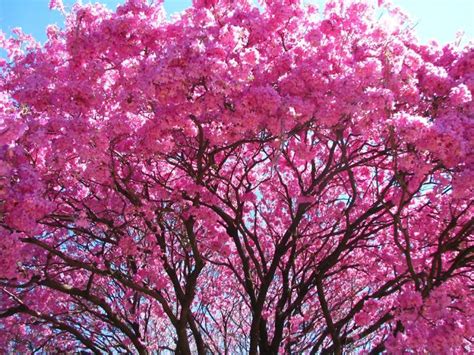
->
(0, 0, 473, 353)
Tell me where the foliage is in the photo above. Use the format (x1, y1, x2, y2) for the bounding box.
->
(0, 0, 473, 353)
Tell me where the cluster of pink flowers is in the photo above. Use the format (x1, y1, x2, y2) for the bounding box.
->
(0, 0, 472, 353)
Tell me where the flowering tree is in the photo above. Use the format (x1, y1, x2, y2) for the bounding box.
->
(0, 0, 473, 353)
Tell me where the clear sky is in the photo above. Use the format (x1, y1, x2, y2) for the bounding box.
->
(0, 0, 473, 45)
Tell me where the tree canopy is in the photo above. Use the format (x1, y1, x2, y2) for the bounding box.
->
(0, 0, 473, 353)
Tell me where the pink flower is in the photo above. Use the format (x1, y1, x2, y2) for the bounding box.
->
(449, 84, 472, 105)
(49, 0, 64, 11)
(355, 311, 371, 326)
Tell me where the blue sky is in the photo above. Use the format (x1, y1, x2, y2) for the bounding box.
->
(0, 0, 473, 45)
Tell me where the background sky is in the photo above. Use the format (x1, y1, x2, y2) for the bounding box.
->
(0, 0, 473, 46)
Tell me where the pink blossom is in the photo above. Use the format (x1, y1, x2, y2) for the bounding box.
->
(0, 0, 472, 352)
(449, 83, 472, 105)
(49, 0, 64, 11)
